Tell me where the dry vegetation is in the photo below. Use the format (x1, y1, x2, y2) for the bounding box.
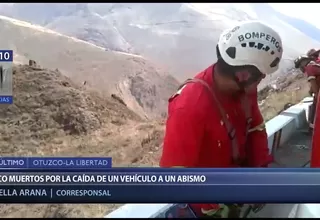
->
(258, 71, 309, 121)
(0, 64, 164, 217)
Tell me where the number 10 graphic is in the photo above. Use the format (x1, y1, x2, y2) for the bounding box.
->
(0, 50, 13, 104)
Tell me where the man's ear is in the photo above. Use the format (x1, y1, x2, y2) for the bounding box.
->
(234, 71, 250, 82)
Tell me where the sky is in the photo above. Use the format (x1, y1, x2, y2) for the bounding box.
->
(269, 3, 320, 29)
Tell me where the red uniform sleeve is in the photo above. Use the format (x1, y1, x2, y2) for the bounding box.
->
(246, 92, 272, 167)
(160, 107, 204, 167)
(160, 103, 222, 217)
(311, 92, 320, 167)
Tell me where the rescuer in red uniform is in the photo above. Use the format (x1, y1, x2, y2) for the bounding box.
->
(294, 55, 320, 130)
(311, 82, 320, 168)
(304, 49, 320, 167)
(160, 21, 283, 217)
(306, 49, 320, 99)
(294, 54, 320, 167)
(306, 49, 320, 130)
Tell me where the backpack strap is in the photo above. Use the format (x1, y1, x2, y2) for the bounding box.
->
(240, 96, 253, 164)
(240, 96, 252, 141)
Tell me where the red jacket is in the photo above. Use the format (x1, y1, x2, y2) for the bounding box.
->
(160, 64, 272, 216)
(311, 92, 320, 167)
(309, 60, 320, 167)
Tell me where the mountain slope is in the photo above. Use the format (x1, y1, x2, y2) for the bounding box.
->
(0, 3, 134, 53)
(267, 3, 320, 43)
(0, 15, 179, 119)
(0, 63, 165, 217)
(1, 3, 319, 86)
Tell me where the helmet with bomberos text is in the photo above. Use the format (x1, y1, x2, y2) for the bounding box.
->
(217, 21, 283, 75)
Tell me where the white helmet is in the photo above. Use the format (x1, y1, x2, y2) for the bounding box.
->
(218, 21, 283, 75)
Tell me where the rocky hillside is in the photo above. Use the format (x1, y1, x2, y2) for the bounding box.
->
(1, 3, 319, 86)
(0, 15, 180, 119)
(0, 63, 165, 217)
(258, 68, 309, 121)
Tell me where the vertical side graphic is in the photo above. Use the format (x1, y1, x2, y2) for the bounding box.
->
(0, 50, 13, 104)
